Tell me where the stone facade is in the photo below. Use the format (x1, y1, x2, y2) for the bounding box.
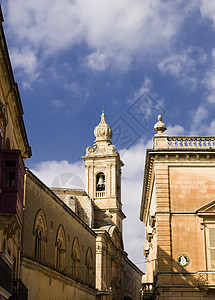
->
(21, 170, 97, 300)
(83, 111, 125, 232)
(83, 111, 143, 300)
(51, 189, 94, 228)
(17, 112, 143, 300)
(124, 257, 143, 300)
(0, 6, 143, 299)
(140, 116, 215, 300)
(51, 112, 143, 300)
(0, 6, 31, 299)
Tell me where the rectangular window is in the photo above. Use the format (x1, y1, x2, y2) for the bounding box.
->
(205, 225, 215, 270)
(209, 228, 215, 269)
(5, 160, 16, 168)
(3, 171, 15, 187)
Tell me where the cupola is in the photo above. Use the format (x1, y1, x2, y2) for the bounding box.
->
(94, 110, 112, 143)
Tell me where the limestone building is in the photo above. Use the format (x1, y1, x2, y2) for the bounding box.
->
(82, 110, 143, 299)
(140, 116, 215, 299)
(0, 6, 143, 299)
(51, 111, 143, 300)
(0, 7, 31, 299)
(20, 111, 143, 300)
(21, 170, 97, 300)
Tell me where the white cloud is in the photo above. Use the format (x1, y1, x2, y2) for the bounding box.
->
(205, 119, 215, 135)
(199, 1, 215, 103)
(158, 51, 194, 76)
(86, 52, 109, 72)
(190, 105, 209, 135)
(158, 47, 207, 90)
(120, 139, 150, 180)
(3, 0, 193, 74)
(50, 99, 65, 109)
(85, 51, 131, 72)
(64, 82, 89, 100)
(119, 139, 152, 268)
(203, 49, 215, 104)
(128, 78, 153, 104)
(166, 124, 185, 135)
(200, 0, 215, 26)
(189, 48, 215, 134)
(62, 82, 90, 110)
(47, 64, 90, 108)
(6, 0, 83, 53)
(10, 47, 37, 74)
(126, 79, 165, 131)
(31, 160, 85, 188)
(10, 47, 40, 87)
(48, 65, 90, 102)
(189, 104, 215, 136)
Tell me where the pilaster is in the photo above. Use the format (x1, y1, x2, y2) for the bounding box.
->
(155, 164, 172, 272)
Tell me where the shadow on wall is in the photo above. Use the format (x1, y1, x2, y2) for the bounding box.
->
(143, 246, 215, 299)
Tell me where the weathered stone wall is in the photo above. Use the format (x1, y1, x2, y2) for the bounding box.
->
(21, 170, 97, 299)
(141, 146, 215, 299)
(52, 188, 94, 228)
(21, 257, 96, 300)
(124, 256, 143, 300)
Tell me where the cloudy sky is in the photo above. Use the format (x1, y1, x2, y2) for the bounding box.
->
(2, 0, 215, 271)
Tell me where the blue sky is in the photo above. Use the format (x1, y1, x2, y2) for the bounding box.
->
(1, 0, 215, 271)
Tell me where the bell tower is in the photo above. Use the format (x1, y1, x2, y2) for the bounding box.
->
(82, 110, 125, 232)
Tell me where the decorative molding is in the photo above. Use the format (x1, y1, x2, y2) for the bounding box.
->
(86, 143, 116, 156)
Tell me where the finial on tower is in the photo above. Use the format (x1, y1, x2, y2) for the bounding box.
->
(101, 106, 104, 114)
(85, 110, 116, 156)
(154, 115, 167, 134)
(94, 109, 112, 142)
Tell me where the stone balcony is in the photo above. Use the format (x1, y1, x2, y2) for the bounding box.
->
(167, 136, 215, 149)
(96, 191, 105, 198)
(197, 272, 215, 286)
(154, 135, 215, 150)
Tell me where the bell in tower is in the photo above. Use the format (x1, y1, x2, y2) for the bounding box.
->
(96, 173, 105, 191)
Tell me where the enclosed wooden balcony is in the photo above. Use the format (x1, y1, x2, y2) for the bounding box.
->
(0, 149, 25, 225)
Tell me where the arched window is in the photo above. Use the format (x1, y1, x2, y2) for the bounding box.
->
(5, 137, 10, 150)
(86, 247, 93, 286)
(96, 172, 105, 191)
(12, 256, 17, 280)
(1, 237, 6, 252)
(33, 210, 47, 260)
(35, 228, 42, 259)
(71, 237, 80, 278)
(55, 225, 66, 271)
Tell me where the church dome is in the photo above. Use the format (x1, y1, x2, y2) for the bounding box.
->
(94, 110, 112, 142)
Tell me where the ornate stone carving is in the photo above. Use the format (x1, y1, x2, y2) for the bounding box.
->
(86, 144, 98, 155)
(85, 111, 116, 156)
(94, 111, 112, 142)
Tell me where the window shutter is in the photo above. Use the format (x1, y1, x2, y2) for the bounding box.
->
(209, 228, 215, 269)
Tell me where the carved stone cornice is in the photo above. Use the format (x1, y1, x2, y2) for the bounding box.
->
(140, 151, 154, 223)
(86, 143, 116, 156)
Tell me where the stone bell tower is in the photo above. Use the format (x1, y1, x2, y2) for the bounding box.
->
(82, 110, 125, 232)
